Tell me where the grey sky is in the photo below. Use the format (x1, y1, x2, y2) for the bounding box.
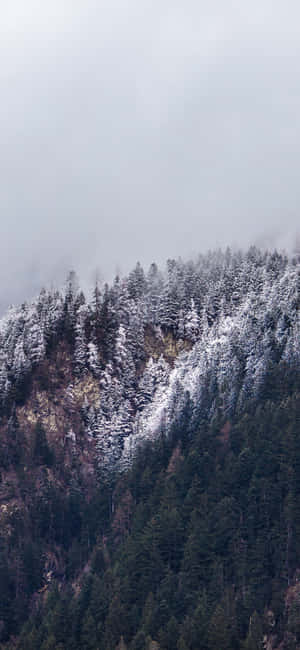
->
(1, 1, 300, 308)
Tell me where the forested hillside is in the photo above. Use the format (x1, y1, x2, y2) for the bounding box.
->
(1, 247, 300, 648)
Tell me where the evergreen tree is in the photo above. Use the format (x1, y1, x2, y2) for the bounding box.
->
(33, 422, 53, 466)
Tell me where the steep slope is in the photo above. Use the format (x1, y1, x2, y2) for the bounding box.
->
(9, 371, 300, 650)
(2, 248, 299, 475)
(0, 247, 299, 647)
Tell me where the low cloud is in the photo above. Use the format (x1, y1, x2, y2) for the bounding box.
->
(1, 1, 300, 309)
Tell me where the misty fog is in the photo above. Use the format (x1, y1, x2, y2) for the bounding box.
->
(1, 1, 300, 310)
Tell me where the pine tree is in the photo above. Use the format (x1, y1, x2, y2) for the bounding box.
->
(33, 422, 53, 466)
(244, 611, 264, 650)
(74, 303, 88, 374)
(184, 299, 200, 342)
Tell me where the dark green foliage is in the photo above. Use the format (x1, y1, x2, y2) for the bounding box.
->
(33, 422, 53, 467)
(7, 367, 300, 649)
(2, 248, 300, 648)
(0, 412, 26, 469)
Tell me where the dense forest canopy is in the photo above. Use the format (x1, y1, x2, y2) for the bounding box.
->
(0, 247, 300, 648)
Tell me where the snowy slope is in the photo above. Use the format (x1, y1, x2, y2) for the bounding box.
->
(0, 249, 299, 476)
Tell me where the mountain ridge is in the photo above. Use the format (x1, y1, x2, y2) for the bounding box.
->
(0, 246, 300, 647)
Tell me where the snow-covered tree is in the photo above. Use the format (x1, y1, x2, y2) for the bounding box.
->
(74, 304, 88, 374)
(184, 299, 200, 342)
(88, 341, 101, 376)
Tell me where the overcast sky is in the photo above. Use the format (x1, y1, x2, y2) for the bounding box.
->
(1, 1, 300, 309)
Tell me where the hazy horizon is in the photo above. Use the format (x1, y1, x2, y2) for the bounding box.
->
(1, 2, 300, 310)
